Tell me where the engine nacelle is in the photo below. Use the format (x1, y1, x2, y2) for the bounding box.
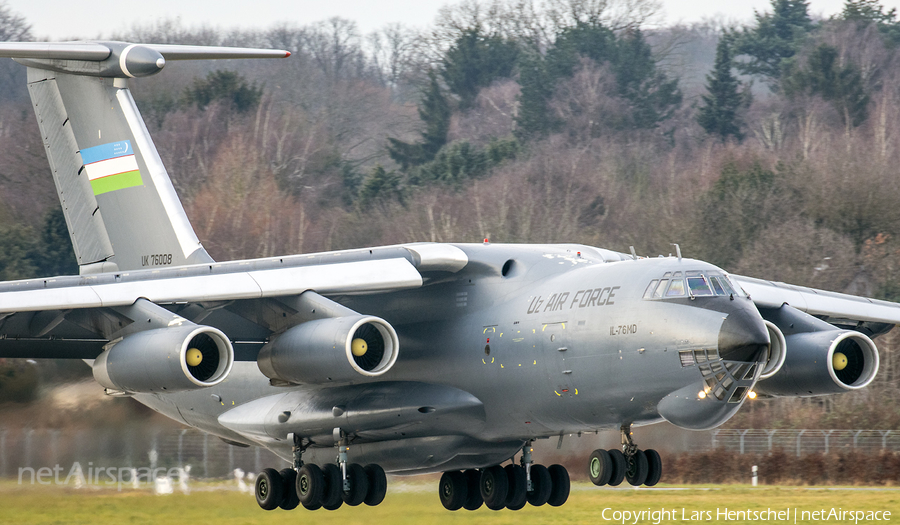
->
(755, 330, 879, 397)
(257, 315, 399, 385)
(93, 325, 234, 393)
(759, 320, 787, 380)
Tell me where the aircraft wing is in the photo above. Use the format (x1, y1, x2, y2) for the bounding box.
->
(732, 274, 900, 328)
(0, 243, 468, 358)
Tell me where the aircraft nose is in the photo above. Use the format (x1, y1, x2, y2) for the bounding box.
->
(718, 308, 769, 362)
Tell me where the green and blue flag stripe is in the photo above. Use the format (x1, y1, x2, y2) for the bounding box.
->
(82, 140, 143, 195)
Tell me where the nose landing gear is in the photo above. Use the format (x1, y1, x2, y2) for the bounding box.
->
(588, 424, 661, 488)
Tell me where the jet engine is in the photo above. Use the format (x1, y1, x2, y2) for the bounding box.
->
(759, 320, 787, 379)
(257, 315, 399, 385)
(93, 325, 234, 393)
(754, 329, 879, 397)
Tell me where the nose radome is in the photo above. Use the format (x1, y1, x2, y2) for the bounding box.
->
(718, 309, 770, 362)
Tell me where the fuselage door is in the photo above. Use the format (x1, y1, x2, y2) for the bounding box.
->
(542, 322, 576, 398)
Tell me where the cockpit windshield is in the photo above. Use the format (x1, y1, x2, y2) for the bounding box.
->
(643, 270, 745, 300)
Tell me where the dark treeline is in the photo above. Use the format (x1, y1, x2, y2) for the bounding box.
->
(1, 0, 900, 429)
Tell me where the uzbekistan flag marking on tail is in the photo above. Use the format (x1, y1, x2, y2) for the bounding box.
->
(81, 140, 143, 195)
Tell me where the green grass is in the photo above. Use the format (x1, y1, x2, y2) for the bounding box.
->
(0, 482, 897, 525)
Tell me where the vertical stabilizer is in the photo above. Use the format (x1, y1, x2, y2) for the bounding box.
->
(27, 68, 211, 273)
(0, 41, 291, 274)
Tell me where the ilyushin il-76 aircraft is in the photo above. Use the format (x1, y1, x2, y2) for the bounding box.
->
(0, 41, 894, 512)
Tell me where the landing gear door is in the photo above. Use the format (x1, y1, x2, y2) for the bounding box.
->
(542, 322, 576, 398)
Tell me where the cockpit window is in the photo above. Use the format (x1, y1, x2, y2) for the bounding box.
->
(666, 279, 686, 297)
(714, 276, 736, 296)
(709, 277, 726, 295)
(687, 277, 713, 296)
(644, 270, 745, 300)
(643, 279, 659, 299)
(653, 279, 669, 298)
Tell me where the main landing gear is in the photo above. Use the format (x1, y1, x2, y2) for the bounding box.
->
(255, 433, 388, 512)
(588, 424, 661, 488)
(438, 441, 570, 511)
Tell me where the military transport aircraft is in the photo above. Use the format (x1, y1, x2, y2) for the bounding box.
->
(0, 41, 894, 512)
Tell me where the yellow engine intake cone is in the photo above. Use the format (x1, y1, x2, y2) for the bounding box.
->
(351, 338, 368, 357)
(186, 348, 204, 367)
(833, 352, 848, 371)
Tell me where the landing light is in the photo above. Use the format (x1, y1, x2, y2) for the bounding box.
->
(748, 390, 757, 400)
(698, 391, 707, 399)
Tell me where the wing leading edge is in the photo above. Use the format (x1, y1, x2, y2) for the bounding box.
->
(733, 275, 900, 326)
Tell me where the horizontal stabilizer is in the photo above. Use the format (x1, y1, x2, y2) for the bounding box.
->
(0, 42, 111, 60)
(0, 41, 290, 78)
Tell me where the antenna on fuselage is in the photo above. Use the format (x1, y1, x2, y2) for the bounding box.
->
(629, 246, 637, 260)
(671, 243, 682, 260)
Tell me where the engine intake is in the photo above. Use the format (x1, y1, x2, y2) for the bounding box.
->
(759, 321, 787, 380)
(257, 315, 399, 385)
(755, 330, 879, 397)
(93, 325, 233, 393)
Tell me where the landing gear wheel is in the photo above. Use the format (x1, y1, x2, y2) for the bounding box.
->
(504, 464, 527, 510)
(625, 450, 649, 486)
(526, 464, 551, 506)
(463, 469, 483, 510)
(341, 463, 369, 506)
(296, 464, 324, 510)
(547, 464, 570, 506)
(439, 471, 467, 511)
(278, 468, 300, 510)
(588, 449, 613, 486)
(321, 464, 343, 510)
(255, 468, 285, 511)
(607, 449, 626, 486)
(644, 449, 662, 487)
(480, 465, 509, 510)
(363, 464, 387, 506)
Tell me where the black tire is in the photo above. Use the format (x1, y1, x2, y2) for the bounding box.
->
(363, 464, 387, 506)
(321, 464, 343, 510)
(526, 464, 551, 506)
(462, 469, 483, 511)
(439, 471, 467, 511)
(588, 449, 613, 486)
(625, 450, 649, 486)
(547, 464, 570, 507)
(644, 449, 662, 487)
(296, 464, 324, 510)
(607, 449, 626, 486)
(504, 464, 527, 510)
(278, 468, 300, 510)
(480, 465, 509, 511)
(255, 468, 284, 511)
(341, 463, 369, 506)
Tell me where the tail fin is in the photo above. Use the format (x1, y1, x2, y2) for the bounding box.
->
(0, 42, 290, 274)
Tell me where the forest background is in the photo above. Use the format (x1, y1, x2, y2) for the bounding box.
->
(0, 0, 899, 435)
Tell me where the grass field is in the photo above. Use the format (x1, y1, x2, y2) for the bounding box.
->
(1, 482, 898, 525)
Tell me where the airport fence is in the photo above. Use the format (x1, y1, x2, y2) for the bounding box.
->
(0, 426, 288, 481)
(1, 427, 899, 481)
(710, 429, 900, 455)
